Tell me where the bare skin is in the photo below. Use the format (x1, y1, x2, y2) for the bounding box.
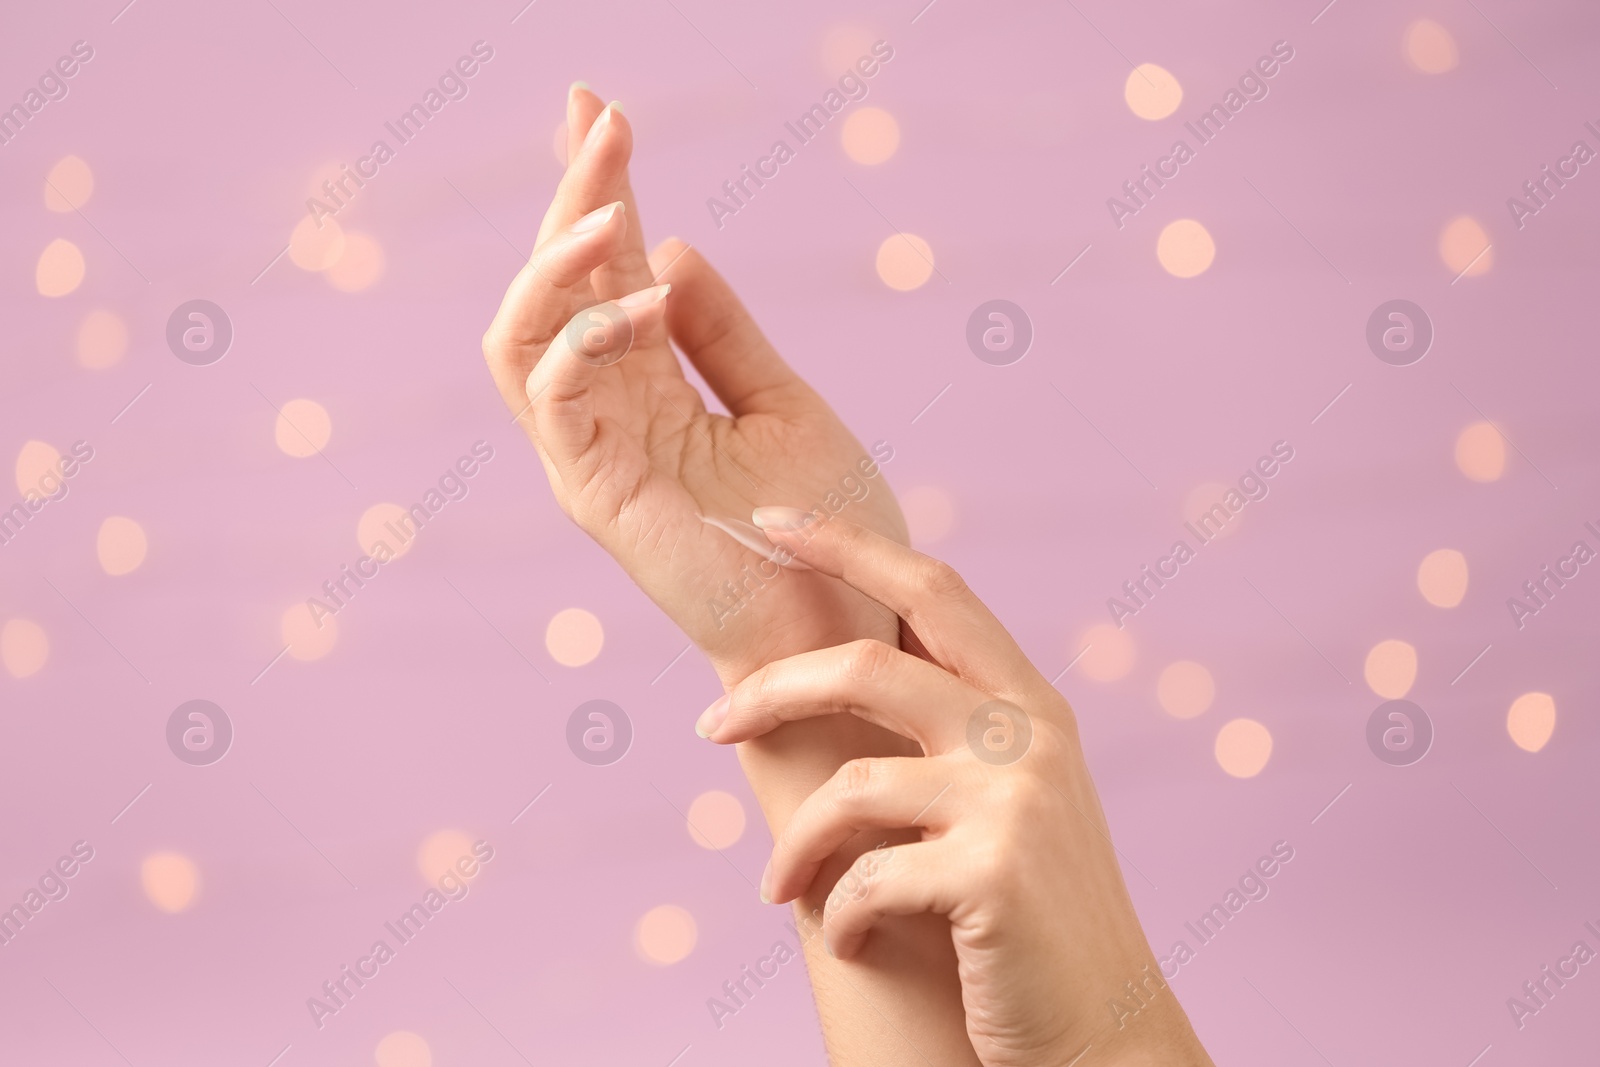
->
(483, 84, 1214, 1066)
(482, 86, 975, 1064)
(702, 511, 1216, 1066)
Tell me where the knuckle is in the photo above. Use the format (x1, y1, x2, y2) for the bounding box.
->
(919, 558, 970, 602)
(991, 772, 1048, 820)
(834, 757, 883, 808)
(833, 519, 869, 553)
(1023, 719, 1072, 768)
(482, 328, 517, 370)
(741, 664, 771, 704)
(842, 639, 896, 686)
(744, 662, 784, 712)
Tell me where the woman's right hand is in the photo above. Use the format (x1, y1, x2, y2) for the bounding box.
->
(699, 508, 1215, 1067)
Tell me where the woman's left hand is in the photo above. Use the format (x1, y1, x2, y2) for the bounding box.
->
(479, 85, 909, 689)
(697, 508, 1214, 1067)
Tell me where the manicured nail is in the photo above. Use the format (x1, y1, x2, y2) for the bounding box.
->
(608, 99, 623, 114)
(585, 108, 608, 150)
(695, 693, 729, 738)
(751, 507, 815, 532)
(822, 934, 837, 958)
(571, 201, 622, 233)
(617, 283, 671, 308)
(582, 103, 613, 150)
(759, 860, 772, 904)
(569, 80, 590, 93)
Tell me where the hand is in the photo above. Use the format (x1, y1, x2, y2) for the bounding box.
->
(480, 86, 908, 685)
(697, 508, 1215, 1067)
(483, 85, 978, 1066)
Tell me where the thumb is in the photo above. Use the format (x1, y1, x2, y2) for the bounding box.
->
(526, 284, 670, 470)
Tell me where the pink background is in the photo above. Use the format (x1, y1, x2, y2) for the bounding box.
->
(2, 0, 1597, 1063)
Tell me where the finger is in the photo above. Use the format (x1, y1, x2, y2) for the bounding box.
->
(562, 81, 605, 167)
(751, 511, 1034, 689)
(526, 284, 671, 468)
(537, 86, 612, 245)
(765, 755, 965, 907)
(822, 842, 962, 960)
(647, 238, 819, 416)
(698, 639, 986, 753)
(537, 94, 654, 299)
(482, 201, 628, 415)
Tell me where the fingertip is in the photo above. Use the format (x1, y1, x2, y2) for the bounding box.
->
(752, 506, 815, 531)
(825, 923, 866, 960)
(569, 200, 626, 235)
(752, 508, 818, 554)
(566, 84, 605, 146)
(767, 865, 810, 908)
(583, 100, 626, 144)
(694, 693, 729, 739)
(649, 238, 698, 285)
(614, 285, 671, 339)
(616, 282, 670, 309)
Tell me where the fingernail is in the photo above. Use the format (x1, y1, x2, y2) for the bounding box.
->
(582, 103, 613, 150)
(695, 693, 729, 738)
(571, 201, 622, 233)
(823, 934, 837, 958)
(759, 859, 772, 904)
(569, 80, 590, 93)
(608, 99, 623, 114)
(701, 514, 814, 572)
(617, 283, 671, 308)
(751, 507, 815, 532)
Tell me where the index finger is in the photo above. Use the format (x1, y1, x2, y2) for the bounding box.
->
(751, 509, 1035, 691)
(699, 639, 986, 753)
